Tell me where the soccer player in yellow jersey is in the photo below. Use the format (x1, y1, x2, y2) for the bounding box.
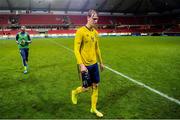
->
(71, 9, 104, 117)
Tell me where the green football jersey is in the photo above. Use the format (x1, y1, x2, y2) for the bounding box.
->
(17, 32, 30, 49)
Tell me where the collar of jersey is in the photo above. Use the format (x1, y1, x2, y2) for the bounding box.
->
(85, 26, 93, 32)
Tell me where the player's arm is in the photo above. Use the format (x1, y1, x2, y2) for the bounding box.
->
(95, 32, 103, 64)
(74, 29, 87, 72)
(16, 34, 19, 44)
(96, 40, 103, 64)
(95, 33, 104, 71)
(26, 34, 32, 44)
(74, 29, 83, 64)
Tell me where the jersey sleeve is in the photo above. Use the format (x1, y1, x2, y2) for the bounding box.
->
(27, 34, 32, 43)
(27, 34, 31, 40)
(74, 29, 83, 64)
(95, 31, 103, 64)
(16, 34, 19, 41)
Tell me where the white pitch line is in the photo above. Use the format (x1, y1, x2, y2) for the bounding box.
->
(50, 40, 180, 105)
(104, 65, 180, 105)
(50, 40, 73, 52)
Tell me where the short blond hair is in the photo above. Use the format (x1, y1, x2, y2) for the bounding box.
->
(87, 9, 98, 17)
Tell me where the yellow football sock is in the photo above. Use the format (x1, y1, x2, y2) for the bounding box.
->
(74, 86, 84, 94)
(91, 86, 98, 111)
(91, 86, 103, 117)
(72, 86, 84, 104)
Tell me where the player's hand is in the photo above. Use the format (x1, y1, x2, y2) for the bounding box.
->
(100, 63, 105, 72)
(27, 41, 32, 44)
(80, 64, 88, 73)
(16, 41, 19, 44)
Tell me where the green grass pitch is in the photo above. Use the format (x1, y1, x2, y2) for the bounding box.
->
(0, 36, 180, 119)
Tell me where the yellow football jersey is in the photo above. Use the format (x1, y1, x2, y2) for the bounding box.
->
(74, 26, 102, 66)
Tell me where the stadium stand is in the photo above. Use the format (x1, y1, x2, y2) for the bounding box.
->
(0, 14, 179, 36)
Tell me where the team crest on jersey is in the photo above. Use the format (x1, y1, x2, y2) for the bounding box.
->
(91, 37, 94, 42)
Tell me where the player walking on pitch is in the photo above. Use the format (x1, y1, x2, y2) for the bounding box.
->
(71, 9, 104, 117)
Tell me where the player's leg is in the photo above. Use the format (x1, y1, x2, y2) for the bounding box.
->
(72, 86, 89, 104)
(25, 48, 29, 71)
(23, 48, 29, 73)
(90, 84, 103, 117)
(20, 48, 27, 74)
(90, 63, 103, 117)
(72, 64, 91, 104)
(20, 48, 26, 66)
(25, 48, 29, 63)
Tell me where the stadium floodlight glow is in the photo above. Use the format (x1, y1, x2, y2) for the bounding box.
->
(148, 12, 159, 15)
(112, 13, 125, 16)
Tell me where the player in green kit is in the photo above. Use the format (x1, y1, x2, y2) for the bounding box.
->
(16, 26, 32, 74)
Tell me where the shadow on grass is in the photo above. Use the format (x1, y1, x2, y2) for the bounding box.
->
(100, 85, 140, 119)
